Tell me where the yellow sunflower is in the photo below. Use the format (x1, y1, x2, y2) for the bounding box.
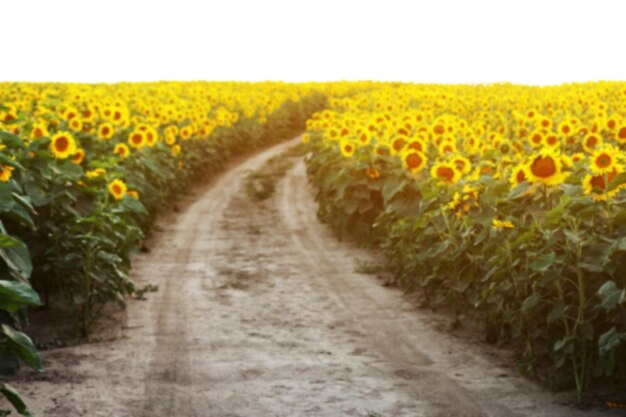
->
(128, 130, 146, 149)
(50, 131, 78, 159)
(583, 167, 622, 201)
(0, 165, 14, 182)
(451, 155, 472, 175)
(430, 161, 461, 184)
(590, 146, 620, 175)
(72, 148, 85, 165)
(172, 145, 181, 156)
(583, 133, 602, 153)
(401, 150, 427, 174)
(114, 143, 130, 159)
(509, 163, 529, 188)
(108, 179, 127, 201)
(526, 149, 564, 186)
(98, 123, 115, 140)
(339, 139, 356, 158)
(615, 123, 626, 144)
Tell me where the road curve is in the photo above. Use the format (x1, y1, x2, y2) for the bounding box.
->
(12, 137, 616, 417)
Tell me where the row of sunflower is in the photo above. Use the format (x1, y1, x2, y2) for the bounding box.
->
(0, 81, 328, 416)
(304, 81, 626, 404)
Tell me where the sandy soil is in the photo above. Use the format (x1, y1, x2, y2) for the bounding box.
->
(8, 137, 619, 417)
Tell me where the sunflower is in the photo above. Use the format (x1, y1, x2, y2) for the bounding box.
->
(50, 131, 78, 159)
(526, 148, 564, 186)
(405, 139, 426, 153)
(86, 168, 106, 179)
(98, 123, 115, 140)
(339, 139, 356, 158)
(590, 146, 619, 175)
(0, 164, 14, 182)
(451, 155, 472, 175)
(301, 133, 311, 144)
(69, 118, 83, 132)
(365, 167, 380, 179)
(615, 124, 626, 144)
(172, 145, 181, 156)
(389, 136, 406, 155)
(509, 163, 529, 188)
(528, 131, 543, 148)
(145, 126, 158, 147)
(72, 148, 85, 165)
(543, 134, 560, 149)
(583, 133, 602, 153)
(108, 179, 127, 200)
(401, 150, 427, 174)
(30, 122, 49, 140)
(127, 190, 140, 200)
(114, 143, 130, 159)
(128, 130, 146, 149)
(430, 161, 461, 184)
(582, 167, 622, 201)
(492, 219, 515, 230)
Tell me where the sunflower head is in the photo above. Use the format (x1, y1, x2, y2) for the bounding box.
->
(590, 146, 620, 175)
(401, 150, 427, 174)
(339, 139, 356, 158)
(98, 123, 115, 140)
(583, 167, 622, 201)
(114, 143, 130, 159)
(50, 131, 78, 159)
(430, 161, 461, 185)
(526, 149, 565, 186)
(72, 148, 85, 165)
(128, 130, 146, 149)
(108, 179, 127, 201)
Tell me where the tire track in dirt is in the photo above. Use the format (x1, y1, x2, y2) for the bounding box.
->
(10, 137, 617, 416)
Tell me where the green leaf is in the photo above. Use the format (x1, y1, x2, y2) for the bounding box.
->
(599, 327, 624, 356)
(522, 293, 540, 313)
(0, 245, 32, 281)
(112, 195, 148, 215)
(507, 181, 531, 200)
(382, 176, 407, 202)
(608, 171, 626, 192)
(547, 301, 566, 323)
(1, 325, 42, 371)
(0, 383, 34, 417)
(0, 280, 41, 312)
(0, 235, 24, 249)
(0, 153, 24, 169)
(597, 281, 625, 311)
(0, 131, 26, 149)
(530, 252, 557, 272)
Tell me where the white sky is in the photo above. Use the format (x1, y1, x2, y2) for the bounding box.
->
(2, 0, 625, 85)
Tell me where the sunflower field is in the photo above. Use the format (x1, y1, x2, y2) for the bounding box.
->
(0, 81, 328, 413)
(304, 82, 626, 401)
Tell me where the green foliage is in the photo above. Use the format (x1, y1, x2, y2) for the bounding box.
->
(305, 135, 626, 402)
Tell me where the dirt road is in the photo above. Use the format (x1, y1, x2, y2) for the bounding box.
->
(12, 137, 617, 416)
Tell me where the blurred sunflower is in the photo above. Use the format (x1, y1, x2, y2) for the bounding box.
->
(98, 123, 115, 140)
(526, 148, 564, 186)
(590, 146, 619, 175)
(583, 133, 602, 153)
(582, 168, 622, 201)
(431, 161, 460, 184)
(50, 131, 78, 159)
(0, 164, 14, 182)
(72, 148, 85, 165)
(339, 139, 356, 158)
(108, 179, 127, 200)
(401, 150, 427, 174)
(128, 130, 146, 149)
(114, 143, 130, 159)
